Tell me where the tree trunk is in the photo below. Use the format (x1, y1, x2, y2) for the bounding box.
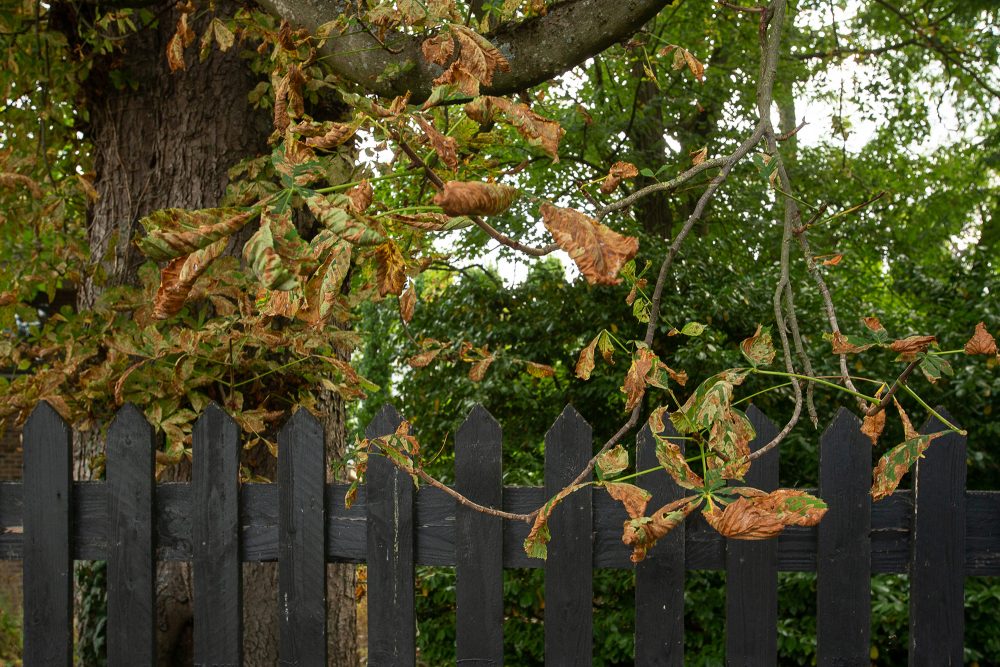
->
(71, 1, 359, 663)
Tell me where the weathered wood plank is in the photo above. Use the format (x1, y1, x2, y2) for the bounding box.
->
(278, 409, 327, 665)
(106, 404, 156, 666)
(365, 404, 415, 667)
(192, 403, 242, 666)
(544, 405, 593, 665)
(22, 401, 73, 666)
(909, 410, 966, 666)
(726, 406, 779, 666)
(455, 405, 504, 666)
(816, 408, 871, 667)
(635, 422, 685, 666)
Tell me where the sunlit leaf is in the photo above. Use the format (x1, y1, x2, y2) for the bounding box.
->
(540, 203, 639, 286)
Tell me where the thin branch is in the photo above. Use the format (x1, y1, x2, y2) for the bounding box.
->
(863, 358, 920, 417)
(596, 157, 727, 221)
(412, 466, 534, 521)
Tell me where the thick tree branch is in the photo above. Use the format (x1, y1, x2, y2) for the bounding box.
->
(256, 0, 676, 100)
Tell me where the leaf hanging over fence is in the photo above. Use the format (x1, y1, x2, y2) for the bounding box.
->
(524, 483, 590, 559)
(603, 482, 651, 518)
(596, 444, 629, 478)
(623, 495, 701, 563)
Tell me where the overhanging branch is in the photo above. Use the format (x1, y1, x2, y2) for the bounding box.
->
(256, 0, 676, 100)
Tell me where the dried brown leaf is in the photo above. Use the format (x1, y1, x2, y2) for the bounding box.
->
(421, 31, 454, 65)
(822, 254, 843, 266)
(152, 238, 227, 319)
(862, 409, 886, 447)
(433, 181, 518, 216)
(525, 361, 555, 378)
(465, 96, 563, 161)
(888, 334, 937, 359)
(416, 116, 459, 171)
(690, 146, 708, 165)
(604, 482, 651, 519)
(399, 282, 416, 323)
(703, 497, 785, 540)
(540, 203, 639, 285)
(622, 495, 700, 563)
(596, 444, 629, 478)
(621, 345, 656, 412)
(346, 179, 374, 214)
(468, 351, 495, 382)
(830, 331, 873, 354)
(576, 334, 599, 380)
(375, 241, 406, 297)
(964, 322, 997, 356)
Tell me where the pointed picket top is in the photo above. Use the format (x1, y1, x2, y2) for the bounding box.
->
(546, 403, 590, 441)
(366, 403, 404, 439)
(823, 406, 862, 439)
(195, 400, 239, 432)
(278, 406, 323, 443)
(24, 400, 70, 436)
(458, 404, 500, 441)
(108, 402, 153, 438)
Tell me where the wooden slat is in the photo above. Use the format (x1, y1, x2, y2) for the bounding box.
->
(726, 405, 779, 665)
(909, 409, 966, 666)
(365, 404, 415, 666)
(192, 403, 242, 666)
(816, 407, 871, 666)
(107, 404, 156, 666)
(22, 401, 73, 666)
(544, 405, 593, 665)
(278, 409, 327, 665)
(455, 404, 504, 665)
(635, 422, 685, 666)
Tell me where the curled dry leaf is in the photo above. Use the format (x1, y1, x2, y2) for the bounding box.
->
(821, 254, 844, 266)
(861, 406, 886, 447)
(964, 322, 997, 356)
(421, 31, 454, 65)
(525, 361, 555, 378)
(346, 180, 374, 214)
(540, 203, 639, 285)
(707, 408, 754, 480)
(399, 282, 416, 323)
(621, 345, 657, 412)
(871, 434, 932, 501)
(888, 334, 936, 359)
(576, 334, 599, 380)
(604, 482, 651, 519)
(451, 25, 510, 86)
(407, 338, 445, 368)
(704, 497, 785, 539)
(166, 10, 195, 72)
(596, 444, 629, 478)
(0, 172, 42, 198)
(750, 489, 828, 527)
(863, 316, 885, 333)
(0, 292, 16, 307)
(415, 116, 459, 171)
(830, 331, 874, 354)
(468, 349, 496, 382)
(893, 396, 918, 441)
(465, 96, 564, 161)
(652, 427, 703, 490)
(690, 146, 708, 165)
(152, 238, 227, 319)
(138, 207, 256, 261)
(374, 241, 407, 296)
(272, 65, 306, 134)
(433, 181, 519, 216)
(599, 161, 639, 194)
(300, 121, 361, 150)
(623, 495, 700, 563)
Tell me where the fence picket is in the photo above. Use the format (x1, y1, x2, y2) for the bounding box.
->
(635, 421, 685, 666)
(107, 404, 156, 666)
(455, 405, 504, 665)
(22, 401, 73, 666)
(365, 404, 416, 666)
(278, 409, 327, 665)
(909, 409, 966, 666)
(544, 405, 593, 665)
(192, 403, 243, 666)
(726, 405, 779, 665)
(816, 407, 871, 665)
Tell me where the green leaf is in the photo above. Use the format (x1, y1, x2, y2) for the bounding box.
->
(740, 324, 775, 367)
(918, 351, 953, 384)
(679, 321, 706, 337)
(243, 215, 299, 291)
(640, 168, 656, 178)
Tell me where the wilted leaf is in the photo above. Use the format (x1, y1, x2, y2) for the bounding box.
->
(600, 161, 639, 194)
(575, 334, 599, 380)
(375, 241, 407, 296)
(0, 292, 16, 307)
(861, 408, 886, 447)
(465, 96, 564, 161)
(604, 482, 650, 518)
(888, 335, 937, 360)
(670, 372, 740, 434)
(166, 11, 194, 72)
(291, 119, 361, 150)
(306, 194, 385, 245)
(964, 322, 997, 356)
(821, 254, 843, 266)
(300, 239, 352, 323)
(596, 444, 629, 478)
(871, 434, 931, 501)
(415, 116, 459, 171)
(690, 146, 708, 165)
(649, 407, 703, 490)
(399, 282, 416, 323)
(740, 324, 775, 367)
(707, 408, 754, 479)
(524, 483, 590, 559)
(451, 25, 510, 86)
(0, 172, 42, 198)
(421, 31, 454, 65)
(433, 181, 519, 216)
(408, 339, 446, 368)
(682, 49, 704, 81)
(138, 208, 256, 261)
(272, 65, 306, 133)
(525, 361, 555, 378)
(751, 489, 828, 527)
(540, 203, 639, 286)
(829, 331, 874, 354)
(347, 180, 374, 214)
(621, 344, 657, 412)
(894, 397, 918, 441)
(243, 212, 301, 291)
(704, 497, 784, 539)
(622, 495, 700, 563)
(152, 238, 227, 319)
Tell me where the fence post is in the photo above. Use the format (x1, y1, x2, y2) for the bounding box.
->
(192, 403, 243, 666)
(278, 408, 327, 665)
(107, 404, 156, 666)
(726, 405, 779, 666)
(816, 407, 871, 666)
(635, 421, 685, 666)
(544, 405, 593, 666)
(909, 409, 966, 666)
(455, 404, 504, 665)
(22, 401, 73, 666)
(365, 404, 416, 667)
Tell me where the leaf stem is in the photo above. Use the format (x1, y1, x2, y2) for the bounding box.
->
(754, 368, 878, 403)
(901, 384, 966, 435)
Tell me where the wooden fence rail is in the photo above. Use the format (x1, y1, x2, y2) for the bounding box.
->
(5, 400, 1000, 665)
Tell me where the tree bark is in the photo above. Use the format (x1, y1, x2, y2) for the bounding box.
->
(71, 1, 358, 663)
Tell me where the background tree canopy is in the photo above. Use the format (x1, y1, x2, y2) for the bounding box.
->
(1, 0, 998, 663)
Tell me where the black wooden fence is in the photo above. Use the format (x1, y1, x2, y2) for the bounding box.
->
(4, 400, 999, 665)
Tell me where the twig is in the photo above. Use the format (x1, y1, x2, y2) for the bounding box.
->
(595, 157, 727, 221)
(863, 358, 920, 416)
(412, 466, 534, 522)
